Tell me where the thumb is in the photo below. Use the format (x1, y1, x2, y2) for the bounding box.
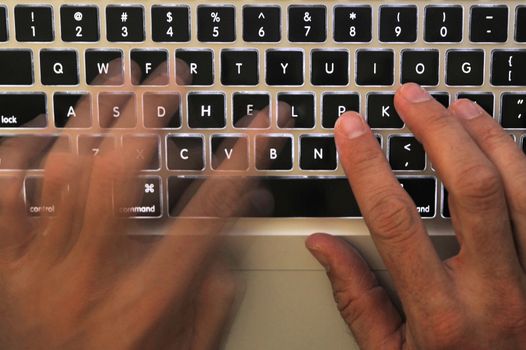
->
(306, 233, 404, 350)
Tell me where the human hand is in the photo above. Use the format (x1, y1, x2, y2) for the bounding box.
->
(307, 83, 526, 349)
(0, 61, 276, 349)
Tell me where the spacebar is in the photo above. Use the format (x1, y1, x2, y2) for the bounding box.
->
(168, 177, 437, 218)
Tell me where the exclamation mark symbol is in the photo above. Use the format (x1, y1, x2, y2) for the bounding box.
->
(30, 11, 35, 22)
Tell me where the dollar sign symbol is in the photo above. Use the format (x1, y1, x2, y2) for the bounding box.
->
(166, 11, 173, 23)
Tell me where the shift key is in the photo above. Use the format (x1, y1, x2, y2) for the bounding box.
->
(0, 94, 47, 128)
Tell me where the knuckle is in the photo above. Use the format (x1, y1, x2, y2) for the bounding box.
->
(451, 163, 503, 209)
(421, 309, 467, 348)
(366, 192, 419, 243)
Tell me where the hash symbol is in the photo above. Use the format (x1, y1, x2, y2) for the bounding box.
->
(121, 12, 128, 23)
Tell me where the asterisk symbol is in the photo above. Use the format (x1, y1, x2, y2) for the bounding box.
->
(350, 12, 357, 20)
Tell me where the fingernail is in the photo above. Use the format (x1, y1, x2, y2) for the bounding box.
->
(306, 242, 331, 272)
(454, 99, 483, 120)
(400, 83, 432, 103)
(336, 112, 367, 140)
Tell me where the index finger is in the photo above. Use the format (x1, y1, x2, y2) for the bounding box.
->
(333, 111, 448, 308)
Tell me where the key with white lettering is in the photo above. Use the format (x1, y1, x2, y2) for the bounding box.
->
(78, 135, 114, 157)
(333, 5, 372, 43)
(470, 5, 508, 43)
(399, 177, 436, 218)
(176, 49, 213, 86)
(491, 50, 526, 86)
(424, 5, 463, 43)
(243, 6, 280, 42)
(122, 135, 160, 170)
(379, 5, 417, 43)
(211, 136, 248, 171)
(106, 5, 144, 42)
(322, 93, 360, 129)
(98, 93, 136, 128)
(288, 5, 326, 42)
(501, 93, 526, 129)
(266, 50, 304, 86)
(40, 50, 79, 86)
(367, 93, 403, 129)
(255, 136, 293, 171)
(24, 176, 59, 216)
(457, 93, 494, 116)
(0, 93, 46, 128)
(60, 5, 99, 42)
(143, 93, 181, 129)
(85, 50, 123, 85)
(311, 50, 349, 86)
(114, 176, 162, 218)
(54, 93, 91, 128)
(278, 93, 314, 129)
(187, 93, 225, 129)
(389, 136, 426, 171)
(401, 49, 439, 86)
(446, 50, 484, 86)
(221, 49, 259, 86)
(233, 93, 270, 128)
(15, 5, 54, 42)
(197, 6, 235, 42)
(356, 50, 394, 86)
(300, 136, 337, 170)
(166, 136, 204, 171)
(131, 49, 168, 85)
(151, 5, 190, 42)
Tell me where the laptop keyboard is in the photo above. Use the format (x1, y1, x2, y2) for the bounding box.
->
(0, 1, 525, 218)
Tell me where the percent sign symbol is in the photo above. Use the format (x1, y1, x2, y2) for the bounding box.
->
(211, 12, 221, 23)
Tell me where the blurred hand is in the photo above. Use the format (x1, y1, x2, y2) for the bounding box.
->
(0, 60, 277, 349)
(307, 83, 526, 349)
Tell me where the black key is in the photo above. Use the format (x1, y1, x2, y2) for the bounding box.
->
(25, 177, 57, 216)
(399, 178, 436, 217)
(401, 50, 439, 86)
(278, 93, 315, 129)
(457, 93, 494, 116)
(491, 50, 526, 86)
(187, 93, 225, 129)
(300, 136, 337, 170)
(322, 93, 360, 129)
(501, 93, 526, 129)
(53, 93, 91, 128)
(367, 93, 403, 129)
(0, 6, 8, 41)
(211, 136, 248, 171)
(288, 5, 326, 42)
(169, 177, 436, 218)
(176, 49, 214, 86)
(356, 50, 394, 86)
(122, 136, 160, 170)
(311, 50, 349, 86)
(243, 6, 280, 42)
(143, 93, 181, 129)
(255, 136, 293, 171)
(517, 6, 526, 42)
(233, 93, 270, 128)
(60, 6, 99, 42)
(85, 50, 123, 85)
(389, 136, 426, 171)
(151, 6, 190, 42)
(15, 5, 54, 42)
(522, 137, 526, 154)
(166, 136, 204, 171)
(446, 50, 484, 86)
(442, 187, 450, 218)
(431, 92, 450, 108)
(98, 93, 136, 128)
(424, 5, 463, 43)
(470, 5, 508, 43)
(0, 93, 46, 128)
(379, 6, 417, 43)
(131, 49, 168, 85)
(106, 6, 144, 42)
(78, 135, 114, 157)
(221, 50, 259, 86)
(40, 50, 79, 86)
(333, 6, 372, 43)
(114, 177, 161, 218)
(197, 6, 235, 42)
(266, 50, 304, 86)
(0, 50, 33, 85)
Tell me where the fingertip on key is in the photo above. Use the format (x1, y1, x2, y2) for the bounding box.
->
(398, 83, 433, 103)
(451, 99, 484, 120)
(335, 112, 368, 140)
